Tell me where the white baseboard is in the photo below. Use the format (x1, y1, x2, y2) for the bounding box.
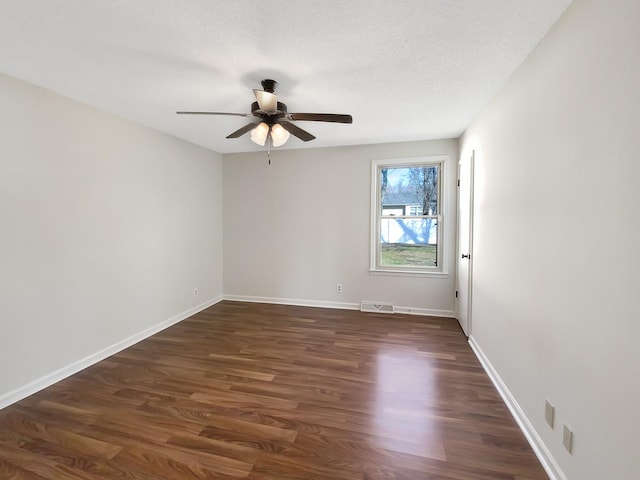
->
(393, 305, 455, 318)
(223, 294, 455, 318)
(468, 336, 567, 480)
(223, 294, 360, 311)
(0, 295, 223, 411)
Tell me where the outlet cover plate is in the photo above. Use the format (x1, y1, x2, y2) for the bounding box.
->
(545, 400, 555, 428)
(562, 425, 573, 453)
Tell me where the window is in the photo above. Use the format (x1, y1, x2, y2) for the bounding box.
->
(371, 156, 445, 274)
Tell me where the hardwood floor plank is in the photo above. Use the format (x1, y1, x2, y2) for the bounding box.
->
(0, 442, 97, 480)
(0, 301, 548, 479)
(166, 431, 260, 463)
(0, 459, 50, 480)
(200, 413, 298, 443)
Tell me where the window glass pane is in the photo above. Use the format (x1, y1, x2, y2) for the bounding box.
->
(380, 165, 438, 215)
(380, 218, 437, 267)
(373, 158, 443, 272)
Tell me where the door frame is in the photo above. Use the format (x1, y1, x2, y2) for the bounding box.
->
(456, 149, 475, 336)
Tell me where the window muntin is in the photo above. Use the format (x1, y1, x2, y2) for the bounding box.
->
(371, 158, 444, 273)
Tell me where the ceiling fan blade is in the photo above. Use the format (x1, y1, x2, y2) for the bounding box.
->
(279, 121, 316, 142)
(253, 90, 278, 113)
(177, 111, 251, 117)
(226, 122, 259, 139)
(288, 113, 353, 123)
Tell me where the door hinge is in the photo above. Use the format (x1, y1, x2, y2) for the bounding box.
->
(457, 179, 460, 187)
(455, 290, 458, 298)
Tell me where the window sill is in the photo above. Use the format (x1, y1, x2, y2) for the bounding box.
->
(369, 269, 449, 279)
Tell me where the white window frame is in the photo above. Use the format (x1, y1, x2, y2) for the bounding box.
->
(370, 156, 447, 276)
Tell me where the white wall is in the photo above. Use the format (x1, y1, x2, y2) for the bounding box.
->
(460, 1, 640, 479)
(0, 73, 223, 406)
(223, 139, 458, 315)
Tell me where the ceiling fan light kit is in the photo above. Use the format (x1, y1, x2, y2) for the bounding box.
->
(252, 90, 278, 114)
(250, 122, 269, 146)
(269, 123, 290, 147)
(177, 78, 352, 153)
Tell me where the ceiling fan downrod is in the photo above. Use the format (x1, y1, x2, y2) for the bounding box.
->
(261, 79, 277, 93)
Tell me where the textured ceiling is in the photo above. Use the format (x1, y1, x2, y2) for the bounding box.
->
(0, 0, 572, 153)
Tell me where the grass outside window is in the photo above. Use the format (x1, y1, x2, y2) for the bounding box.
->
(381, 244, 436, 267)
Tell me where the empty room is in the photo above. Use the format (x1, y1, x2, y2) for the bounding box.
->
(0, 1, 638, 479)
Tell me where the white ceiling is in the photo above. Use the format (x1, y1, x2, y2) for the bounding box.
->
(0, 1, 572, 154)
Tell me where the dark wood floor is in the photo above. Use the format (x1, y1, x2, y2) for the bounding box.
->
(0, 301, 548, 479)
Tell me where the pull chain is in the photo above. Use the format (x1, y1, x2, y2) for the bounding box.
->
(267, 134, 272, 165)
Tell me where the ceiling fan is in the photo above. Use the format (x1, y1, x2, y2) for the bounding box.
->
(177, 79, 353, 147)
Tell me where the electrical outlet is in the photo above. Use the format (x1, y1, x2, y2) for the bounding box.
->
(545, 400, 555, 428)
(562, 425, 573, 453)
(193, 288, 198, 296)
(336, 283, 343, 293)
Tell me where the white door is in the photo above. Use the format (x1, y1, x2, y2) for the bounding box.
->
(456, 150, 475, 336)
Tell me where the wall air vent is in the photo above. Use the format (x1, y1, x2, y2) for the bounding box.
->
(360, 302, 395, 314)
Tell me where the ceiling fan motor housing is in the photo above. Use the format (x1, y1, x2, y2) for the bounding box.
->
(251, 100, 287, 125)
